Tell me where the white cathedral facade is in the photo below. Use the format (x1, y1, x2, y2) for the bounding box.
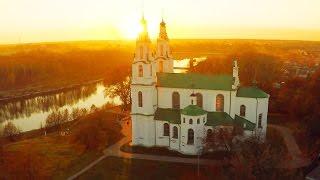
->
(131, 17, 270, 155)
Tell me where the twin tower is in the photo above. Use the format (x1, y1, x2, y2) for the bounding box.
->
(132, 16, 174, 85)
(131, 17, 174, 146)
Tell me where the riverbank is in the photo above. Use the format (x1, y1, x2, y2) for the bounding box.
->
(0, 78, 104, 104)
(0, 119, 78, 145)
(0, 109, 124, 179)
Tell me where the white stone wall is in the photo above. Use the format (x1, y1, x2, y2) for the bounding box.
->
(244, 130, 254, 137)
(255, 98, 269, 140)
(180, 114, 207, 155)
(131, 62, 155, 85)
(134, 43, 153, 61)
(131, 115, 155, 147)
(131, 85, 157, 115)
(155, 58, 174, 73)
(156, 40, 171, 58)
(235, 97, 258, 124)
(155, 120, 170, 146)
(229, 91, 238, 118)
(157, 87, 231, 113)
(169, 124, 180, 150)
(235, 96, 269, 140)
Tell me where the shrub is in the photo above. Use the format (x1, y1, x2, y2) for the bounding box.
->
(70, 110, 122, 150)
(2, 122, 20, 139)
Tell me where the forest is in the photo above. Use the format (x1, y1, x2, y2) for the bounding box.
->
(0, 41, 134, 99)
(1, 39, 319, 97)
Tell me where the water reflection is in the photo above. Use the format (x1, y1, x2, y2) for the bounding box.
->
(0, 57, 206, 132)
(173, 57, 206, 73)
(0, 83, 121, 132)
(0, 84, 97, 121)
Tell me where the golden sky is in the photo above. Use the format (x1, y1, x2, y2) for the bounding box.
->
(1, 0, 320, 44)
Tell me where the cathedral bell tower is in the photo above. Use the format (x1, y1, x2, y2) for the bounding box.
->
(154, 18, 174, 73)
(132, 16, 155, 85)
(131, 16, 157, 147)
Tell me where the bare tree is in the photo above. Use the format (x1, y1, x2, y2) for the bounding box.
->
(107, 76, 131, 111)
(2, 122, 21, 140)
(203, 127, 233, 152)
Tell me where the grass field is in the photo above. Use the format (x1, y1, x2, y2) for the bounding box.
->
(78, 157, 227, 180)
(1, 133, 103, 179)
(1, 110, 123, 179)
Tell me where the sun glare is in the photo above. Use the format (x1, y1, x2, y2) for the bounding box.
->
(119, 20, 142, 39)
(118, 17, 159, 40)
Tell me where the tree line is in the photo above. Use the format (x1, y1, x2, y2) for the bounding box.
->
(0, 47, 132, 92)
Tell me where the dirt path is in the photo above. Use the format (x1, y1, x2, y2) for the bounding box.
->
(269, 124, 310, 169)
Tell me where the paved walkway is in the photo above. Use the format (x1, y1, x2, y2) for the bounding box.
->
(68, 120, 310, 180)
(268, 124, 310, 169)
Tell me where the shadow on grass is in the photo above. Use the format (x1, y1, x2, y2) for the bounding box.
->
(120, 142, 233, 160)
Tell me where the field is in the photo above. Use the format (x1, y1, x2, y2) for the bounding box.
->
(1, 133, 101, 179)
(78, 156, 224, 180)
(0, 110, 123, 179)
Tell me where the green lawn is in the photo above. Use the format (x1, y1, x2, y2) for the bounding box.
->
(1, 111, 123, 179)
(53, 151, 103, 180)
(78, 157, 228, 180)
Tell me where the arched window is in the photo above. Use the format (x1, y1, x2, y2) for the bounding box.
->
(196, 93, 203, 108)
(172, 92, 180, 109)
(258, 113, 263, 128)
(189, 119, 193, 125)
(140, 46, 143, 59)
(207, 129, 213, 138)
(173, 126, 178, 139)
(138, 65, 143, 77)
(187, 129, 194, 145)
(197, 118, 200, 124)
(163, 123, 169, 136)
(138, 91, 143, 107)
(159, 61, 164, 72)
(216, 94, 224, 112)
(160, 44, 164, 56)
(183, 118, 185, 123)
(240, 105, 246, 117)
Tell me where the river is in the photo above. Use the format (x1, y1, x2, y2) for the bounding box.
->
(0, 57, 206, 132)
(0, 83, 121, 132)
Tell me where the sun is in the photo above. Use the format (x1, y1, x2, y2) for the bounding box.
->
(118, 17, 158, 40)
(118, 19, 142, 39)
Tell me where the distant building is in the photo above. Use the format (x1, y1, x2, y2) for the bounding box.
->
(283, 61, 319, 79)
(131, 16, 270, 155)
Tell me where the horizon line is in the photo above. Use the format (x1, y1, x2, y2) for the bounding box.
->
(1, 37, 320, 46)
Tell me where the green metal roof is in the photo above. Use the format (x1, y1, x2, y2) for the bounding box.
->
(206, 112, 234, 126)
(157, 73, 233, 90)
(236, 86, 269, 98)
(154, 108, 181, 124)
(154, 108, 256, 131)
(154, 108, 237, 128)
(234, 115, 256, 131)
(181, 105, 207, 116)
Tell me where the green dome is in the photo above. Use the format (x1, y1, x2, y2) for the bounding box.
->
(181, 105, 207, 116)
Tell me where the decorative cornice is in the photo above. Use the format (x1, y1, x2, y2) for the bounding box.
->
(133, 60, 150, 64)
(131, 83, 156, 86)
(131, 113, 155, 116)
